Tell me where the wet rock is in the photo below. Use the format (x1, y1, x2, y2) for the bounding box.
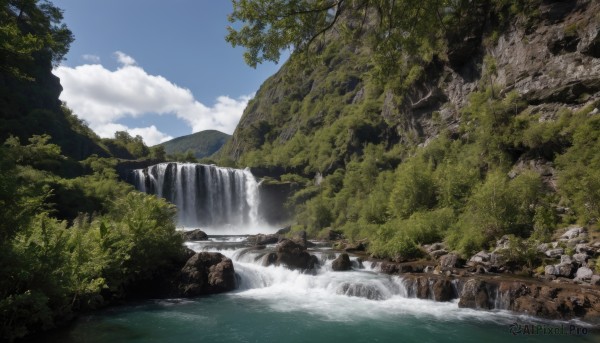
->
(274, 239, 316, 271)
(262, 252, 277, 267)
(545, 248, 564, 258)
(291, 230, 308, 247)
(178, 252, 236, 297)
(352, 258, 365, 269)
(181, 229, 209, 241)
(432, 279, 455, 302)
(591, 275, 600, 286)
(254, 234, 279, 245)
(332, 253, 352, 271)
(380, 262, 413, 274)
(458, 279, 491, 309)
(574, 267, 594, 282)
(337, 282, 385, 300)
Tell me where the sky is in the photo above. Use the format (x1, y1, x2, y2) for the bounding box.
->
(51, 0, 287, 145)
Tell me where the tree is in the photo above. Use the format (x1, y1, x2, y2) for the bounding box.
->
(226, 0, 450, 69)
(0, 0, 73, 78)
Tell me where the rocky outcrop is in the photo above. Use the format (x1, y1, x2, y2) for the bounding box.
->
(178, 252, 236, 297)
(331, 253, 352, 271)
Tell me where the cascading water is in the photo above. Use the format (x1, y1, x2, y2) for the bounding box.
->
(132, 163, 262, 231)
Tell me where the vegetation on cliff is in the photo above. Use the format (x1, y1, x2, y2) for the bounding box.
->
(222, 0, 600, 262)
(158, 129, 230, 160)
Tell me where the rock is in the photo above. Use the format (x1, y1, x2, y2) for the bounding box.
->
(555, 262, 575, 278)
(380, 262, 413, 274)
(537, 243, 549, 253)
(321, 252, 336, 262)
(495, 235, 510, 250)
(560, 255, 573, 264)
(178, 252, 236, 296)
(572, 253, 588, 266)
(426, 242, 445, 253)
(429, 249, 448, 259)
(439, 253, 461, 269)
(352, 258, 365, 269)
(489, 252, 507, 267)
(254, 234, 279, 245)
(327, 229, 344, 241)
(469, 251, 490, 265)
(291, 230, 308, 247)
(545, 265, 558, 276)
(337, 283, 385, 300)
(458, 279, 491, 309)
(345, 242, 366, 252)
(545, 248, 564, 258)
(332, 253, 352, 271)
(262, 252, 277, 267)
(560, 226, 584, 240)
(275, 225, 291, 235)
(574, 267, 594, 282)
(591, 275, 600, 286)
(181, 229, 209, 241)
(274, 239, 316, 271)
(576, 243, 594, 255)
(424, 266, 435, 273)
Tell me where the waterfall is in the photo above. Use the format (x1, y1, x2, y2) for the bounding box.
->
(132, 163, 262, 229)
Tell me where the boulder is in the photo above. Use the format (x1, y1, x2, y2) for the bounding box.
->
(332, 253, 352, 271)
(181, 229, 209, 241)
(345, 242, 366, 252)
(574, 267, 594, 282)
(545, 265, 558, 276)
(545, 248, 564, 258)
(425, 242, 445, 253)
(276, 226, 291, 235)
(469, 251, 490, 265)
(591, 275, 600, 286)
(576, 243, 594, 255)
(254, 234, 279, 246)
(291, 230, 308, 247)
(560, 255, 573, 264)
(262, 252, 278, 267)
(432, 279, 456, 302)
(274, 239, 316, 271)
(458, 279, 491, 309)
(555, 263, 575, 278)
(572, 253, 588, 266)
(178, 252, 236, 296)
(439, 253, 461, 269)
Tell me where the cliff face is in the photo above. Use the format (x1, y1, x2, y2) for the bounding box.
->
(222, 0, 600, 175)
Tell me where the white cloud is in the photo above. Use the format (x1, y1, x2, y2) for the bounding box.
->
(114, 51, 136, 66)
(53, 51, 251, 145)
(82, 54, 100, 63)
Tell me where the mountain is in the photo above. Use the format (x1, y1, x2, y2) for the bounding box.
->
(158, 130, 230, 159)
(220, 0, 600, 258)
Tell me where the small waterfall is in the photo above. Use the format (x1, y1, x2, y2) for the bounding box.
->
(133, 163, 262, 229)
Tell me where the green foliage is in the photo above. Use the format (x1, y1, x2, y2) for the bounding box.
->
(0, 136, 182, 341)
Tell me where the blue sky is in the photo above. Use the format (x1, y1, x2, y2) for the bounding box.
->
(52, 0, 287, 145)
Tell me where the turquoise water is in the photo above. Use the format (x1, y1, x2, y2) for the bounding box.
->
(42, 238, 599, 342)
(44, 295, 597, 343)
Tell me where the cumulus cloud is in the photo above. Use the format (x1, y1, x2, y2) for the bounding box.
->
(53, 51, 251, 145)
(82, 54, 100, 63)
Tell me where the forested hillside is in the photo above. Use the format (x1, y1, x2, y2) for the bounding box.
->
(221, 0, 600, 259)
(158, 129, 230, 160)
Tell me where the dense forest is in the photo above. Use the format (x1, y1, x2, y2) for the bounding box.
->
(220, 0, 600, 262)
(0, 1, 184, 341)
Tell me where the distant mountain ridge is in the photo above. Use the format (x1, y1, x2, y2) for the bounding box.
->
(158, 130, 230, 159)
